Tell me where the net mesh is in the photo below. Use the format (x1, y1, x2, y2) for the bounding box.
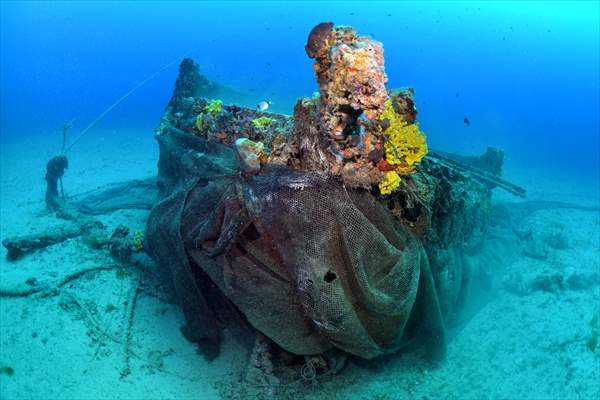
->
(147, 127, 447, 359)
(144, 60, 491, 361)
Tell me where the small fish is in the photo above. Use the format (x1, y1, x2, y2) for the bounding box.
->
(257, 101, 271, 111)
(463, 117, 471, 125)
(455, 93, 460, 98)
(174, 112, 183, 118)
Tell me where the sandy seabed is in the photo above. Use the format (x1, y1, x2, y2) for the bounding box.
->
(1, 129, 598, 400)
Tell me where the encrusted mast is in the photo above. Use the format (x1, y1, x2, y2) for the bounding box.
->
(300, 22, 428, 193)
(305, 22, 389, 138)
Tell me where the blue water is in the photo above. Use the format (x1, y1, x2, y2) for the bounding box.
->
(1, 1, 598, 184)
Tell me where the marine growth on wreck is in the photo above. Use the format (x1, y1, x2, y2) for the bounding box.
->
(170, 22, 429, 197)
(148, 22, 497, 366)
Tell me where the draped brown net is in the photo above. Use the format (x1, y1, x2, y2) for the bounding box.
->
(145, 55, 495, 384)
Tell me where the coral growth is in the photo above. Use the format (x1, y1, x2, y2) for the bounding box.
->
(195, 113, 204, 131)
(252, 117, 276, 128)
(379, 171, 401, 195)
(180, 23, 428, 197)
(132, 230, 144, 251)
(194, 99, 223, 133)
(379, 99, 428, 176)
(204, 99, 223, 115)
(305, 22, 335, 59)
(299, 23, 427, 193)
(306, 24, 388, 139)
(235, 138, 265, 175)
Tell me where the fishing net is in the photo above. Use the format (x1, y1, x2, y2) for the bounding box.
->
(145, 58, 493, 364)
(146, 127, 446, 359)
